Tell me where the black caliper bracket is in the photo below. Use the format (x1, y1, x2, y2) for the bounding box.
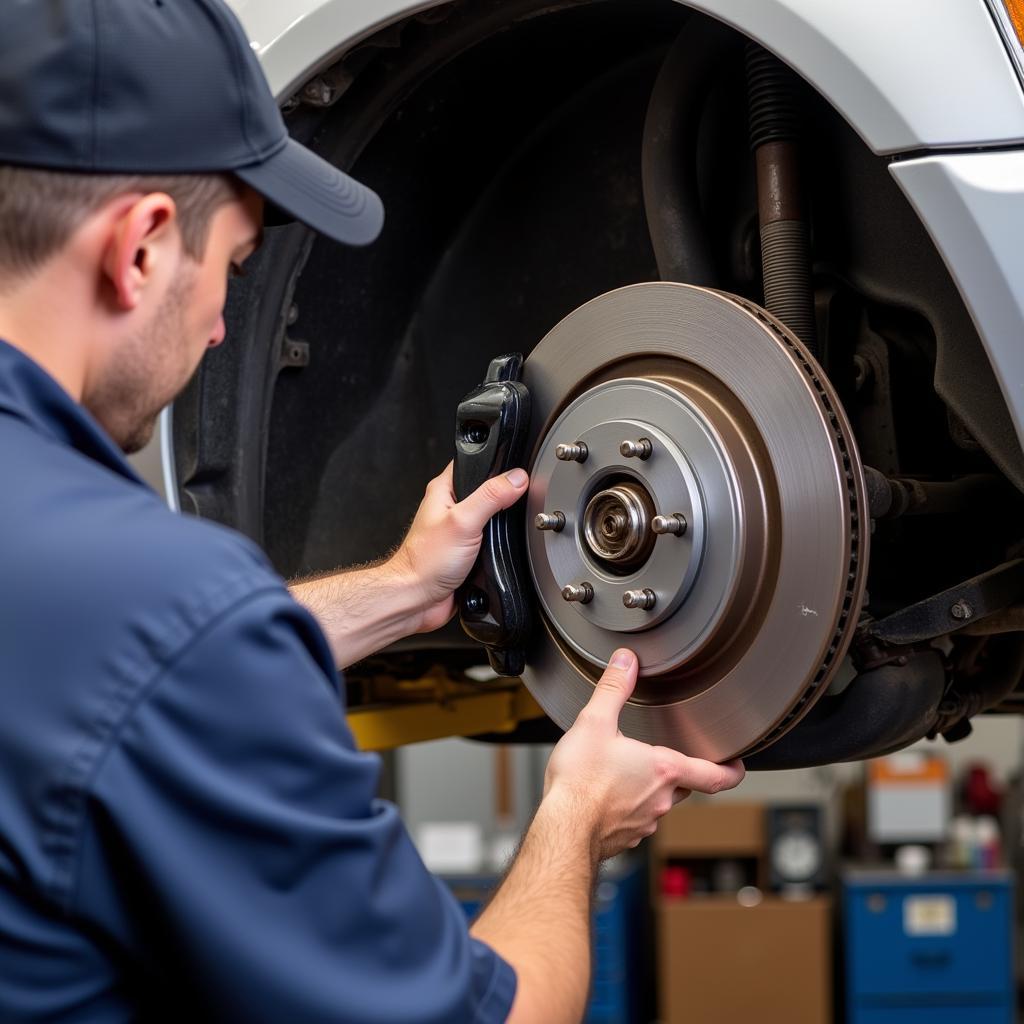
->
(453, 354, 532, 676)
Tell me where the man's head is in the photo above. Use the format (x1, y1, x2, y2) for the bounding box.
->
(0, 0, 383, 452)
(0, 166, 263, 451)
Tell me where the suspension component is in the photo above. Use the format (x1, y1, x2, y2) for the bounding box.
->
(746, 44, 817, 354)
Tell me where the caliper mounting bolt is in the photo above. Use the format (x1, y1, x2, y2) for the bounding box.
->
(623, 588, 657, 610)
(555, 441, 588, 463)
(535, 511, 566, 532)
(652, 513, 688, 536)
(619, 438, 653, 460)
(562, 582, 594, 604)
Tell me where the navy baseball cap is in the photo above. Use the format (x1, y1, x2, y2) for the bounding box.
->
(0, 0, 383, 247)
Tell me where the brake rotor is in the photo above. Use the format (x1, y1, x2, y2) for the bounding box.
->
(520, 283, 867, 761)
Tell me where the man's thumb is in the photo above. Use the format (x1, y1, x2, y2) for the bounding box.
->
(456, 469, 529, 533)
(585, 649, 638, 723)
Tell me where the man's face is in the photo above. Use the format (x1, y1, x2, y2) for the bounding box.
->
(88, 188, 263, 453)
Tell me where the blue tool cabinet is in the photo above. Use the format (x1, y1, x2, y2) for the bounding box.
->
(587, 861, 646, 1024)
(843, 871, 1014, 1024)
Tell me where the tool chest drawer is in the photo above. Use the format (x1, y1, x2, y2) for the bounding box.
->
(844, 871, 1013, 1019)
(848, 1002, 1011, 1024)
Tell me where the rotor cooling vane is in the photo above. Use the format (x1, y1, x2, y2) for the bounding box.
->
(517, 283, 868, 762)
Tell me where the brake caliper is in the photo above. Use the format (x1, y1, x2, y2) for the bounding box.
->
(453, 353, 532, 675)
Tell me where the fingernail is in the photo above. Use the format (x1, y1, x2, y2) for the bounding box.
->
(505, 469, 528, 488)
(610, 648, 634, 669)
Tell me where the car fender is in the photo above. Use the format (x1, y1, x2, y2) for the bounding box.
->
(891, 151, 1024, 454)
(228, 0, 1024, 153)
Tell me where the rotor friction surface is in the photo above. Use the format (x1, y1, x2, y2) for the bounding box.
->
(520, 283, 867, 762)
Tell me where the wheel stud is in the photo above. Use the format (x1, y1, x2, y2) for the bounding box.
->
(619, 438, 653, 460)
(652, 513, 687, 536)
(535, 511, 566, 532)
(623, 588, 657, 610)
(555, 441, 588, 463)
(562, 582, 594, 604)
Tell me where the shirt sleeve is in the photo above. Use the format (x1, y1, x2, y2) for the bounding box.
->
(72, 588, 516, 1024)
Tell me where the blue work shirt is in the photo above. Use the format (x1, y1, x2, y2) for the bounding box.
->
(0, 339, 516, 1022)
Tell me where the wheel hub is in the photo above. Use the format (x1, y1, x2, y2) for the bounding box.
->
(519, 283, 867, 761)
(527, 377, 738, 658)
(582, 481, 655, 571)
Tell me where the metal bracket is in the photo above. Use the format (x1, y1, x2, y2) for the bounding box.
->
(861, 559, 1024, 647)
(279, 337, 310, 371)
(453, 353, 532, 676)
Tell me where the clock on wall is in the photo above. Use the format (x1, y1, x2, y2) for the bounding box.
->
(767, 805, 827, 893)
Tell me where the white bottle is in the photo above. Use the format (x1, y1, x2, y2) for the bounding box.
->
(974, 816, 1001, 869)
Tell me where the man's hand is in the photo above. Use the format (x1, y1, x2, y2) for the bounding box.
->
(290, 462, 528, 667)
(471, 648, 743, 1024)
(391, 461, 529, 634)
(545, 647, 745, 860)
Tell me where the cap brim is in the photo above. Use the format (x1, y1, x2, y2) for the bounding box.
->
(235, 138, 384, 247)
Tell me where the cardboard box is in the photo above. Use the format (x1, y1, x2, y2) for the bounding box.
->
(653, 801, 764, 859)
(658, 896, 832, 1023)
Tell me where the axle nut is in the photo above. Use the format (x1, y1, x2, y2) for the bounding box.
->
(582, 484, 655, 569)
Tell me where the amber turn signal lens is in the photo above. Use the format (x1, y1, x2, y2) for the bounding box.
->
(1003, 0, 1024, 44)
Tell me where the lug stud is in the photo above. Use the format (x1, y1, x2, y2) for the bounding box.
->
(619, 438, 653, 460)
(562, 582, 594, 604)
(555, 441, 588, 463)
(535, 511, 566, 532)
(652, 513, 687, 536)
(622, 588, 657, 610)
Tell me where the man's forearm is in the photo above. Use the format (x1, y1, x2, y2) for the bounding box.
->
(289, 559, 423, 668)
(285, 464, 528, 668)
(470, 791, 598, 1024)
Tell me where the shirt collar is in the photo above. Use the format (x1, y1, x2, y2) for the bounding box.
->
(0, 338, 147, 487)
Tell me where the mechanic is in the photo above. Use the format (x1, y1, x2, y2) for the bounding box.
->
(0, 1, 743, 1021)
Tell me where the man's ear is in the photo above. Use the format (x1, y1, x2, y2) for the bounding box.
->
(101, 193, 179, 312)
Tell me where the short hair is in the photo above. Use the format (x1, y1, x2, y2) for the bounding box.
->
(0, 166, 242, 285)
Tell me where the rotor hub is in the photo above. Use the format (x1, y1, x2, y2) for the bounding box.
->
(527, 377, 758, 666)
